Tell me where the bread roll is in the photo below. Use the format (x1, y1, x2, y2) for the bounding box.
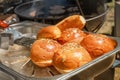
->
(30, 38, 61, 67)
(53, 42, 92, 73)
(37, 26, 61, 39)
(56, 15, 86, 31)
(58, 28, 86, 44)
(80, 34, 117, 59)
(37, 15, 86, 40)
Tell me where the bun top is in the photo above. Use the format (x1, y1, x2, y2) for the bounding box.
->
(56, 15, 86, 31)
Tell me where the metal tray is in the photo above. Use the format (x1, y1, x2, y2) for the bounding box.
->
(0, 21, 120, 80)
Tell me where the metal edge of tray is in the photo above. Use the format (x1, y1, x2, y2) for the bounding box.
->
(0, 70, 15, 80)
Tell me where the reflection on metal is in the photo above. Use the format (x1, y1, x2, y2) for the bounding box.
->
(0, 70, 15, 80)
(0, 33, 13, 49)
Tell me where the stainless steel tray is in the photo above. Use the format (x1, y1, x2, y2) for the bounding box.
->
(0, 21, 120, 80)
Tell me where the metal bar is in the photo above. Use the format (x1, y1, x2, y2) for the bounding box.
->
(114, 1, 120, 37)
(75, 0, 85, 17)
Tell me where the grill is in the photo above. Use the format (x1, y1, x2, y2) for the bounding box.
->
(14, 0, 108, 32)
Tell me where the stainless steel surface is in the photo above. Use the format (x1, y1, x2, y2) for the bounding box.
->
(0, 33, 13, 49)
(3, 27, 22, 40)
(0, 21, 120, 80)
(2, 14, 22, 40)
(10, 21, 48, 33)
(10, 21, 48, 47)
(0, 70, 15, 80)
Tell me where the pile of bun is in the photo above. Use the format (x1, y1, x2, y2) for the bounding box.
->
(30, 15, 117, 73)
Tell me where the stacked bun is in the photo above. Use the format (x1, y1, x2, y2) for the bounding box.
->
(30, 15, 117, 74)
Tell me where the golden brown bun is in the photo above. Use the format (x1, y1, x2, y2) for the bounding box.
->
(52, 42, 92, 73)
(56, 15, 86, 31)
(37, 15, 86, 40)
(37, 26, 61, 39)
(58, 28, 87, 44)
(80, 34, 117, 59)
(30, 38, 61, 67)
